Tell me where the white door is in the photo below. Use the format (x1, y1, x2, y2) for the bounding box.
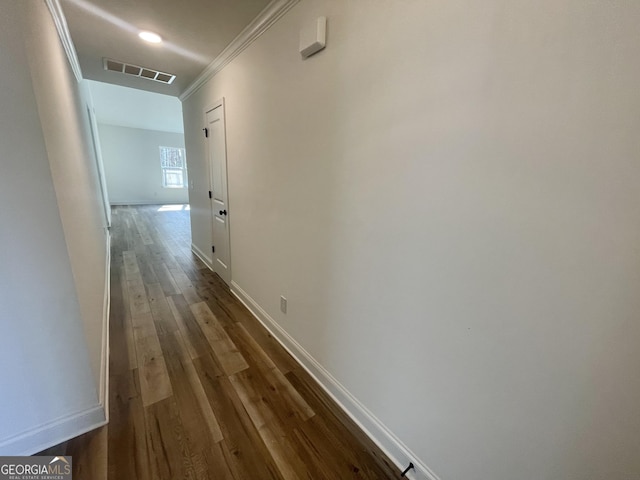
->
(205, 102, 231, 284)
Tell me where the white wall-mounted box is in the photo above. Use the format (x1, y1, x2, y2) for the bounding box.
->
(299, 16, 326, 58)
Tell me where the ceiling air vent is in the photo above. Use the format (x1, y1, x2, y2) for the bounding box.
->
(103, 58, 176, 85)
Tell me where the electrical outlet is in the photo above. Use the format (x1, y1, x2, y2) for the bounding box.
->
(280, 296, 287, 314)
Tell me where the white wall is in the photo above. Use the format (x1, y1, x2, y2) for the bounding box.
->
(26, 1, 110, 402)
(99, 124, 188, 205)
(182, 1, 640, 479)
(0, 0, 107, 454)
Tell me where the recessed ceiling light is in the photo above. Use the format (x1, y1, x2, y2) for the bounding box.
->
(139, 31, 162, 43)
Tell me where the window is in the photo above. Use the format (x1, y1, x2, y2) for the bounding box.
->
(160, 146, 187, 188)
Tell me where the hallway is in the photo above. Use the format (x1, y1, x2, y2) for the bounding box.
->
(69, 205, 400, 479)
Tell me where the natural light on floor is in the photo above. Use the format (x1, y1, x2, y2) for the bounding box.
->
(157, 204, 190, 212)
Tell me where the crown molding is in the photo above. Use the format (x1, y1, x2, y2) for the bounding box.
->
(44, 0, 83, 82)
(179, 0, 299, 102)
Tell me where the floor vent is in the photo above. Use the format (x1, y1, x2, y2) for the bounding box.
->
(103, 58, 176, 85)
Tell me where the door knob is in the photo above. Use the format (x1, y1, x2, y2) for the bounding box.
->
(219, 209, 227, 215)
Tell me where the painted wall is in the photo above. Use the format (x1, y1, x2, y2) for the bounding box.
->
(99, 124, 188, 205)
(26, 1, 109, 403)
(182, 1, 640, 479)
(0, 1, 106, 454)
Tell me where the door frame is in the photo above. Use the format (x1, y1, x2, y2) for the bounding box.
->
(203, 97, 232, 283)
(82, 81, 111, 228)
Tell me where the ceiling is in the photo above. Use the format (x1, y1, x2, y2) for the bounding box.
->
(87, 80, 184, 133)
(61, 0, 271, 97)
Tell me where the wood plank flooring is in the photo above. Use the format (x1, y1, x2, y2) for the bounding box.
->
(58, 204, 400, 479)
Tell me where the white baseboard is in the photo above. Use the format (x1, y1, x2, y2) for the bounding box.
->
(230, 281, 440, 480)
(100, 231, 111, 420)
(0, 405, 106, 456)
(191, 243, 213, 270)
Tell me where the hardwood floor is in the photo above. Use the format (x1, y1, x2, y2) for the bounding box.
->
(62, 204, 400, 479)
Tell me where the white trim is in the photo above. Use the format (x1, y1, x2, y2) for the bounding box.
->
(204, 98, 225, 116)
(191, 243, 213, 270)
(0, 405, 106, 456)
(179, 0, 299, 101)
(99, 231, 111, 419)
(83, 81, 112, 227)
(44, 0, 83, 82)
(230, 281, 441, 480)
